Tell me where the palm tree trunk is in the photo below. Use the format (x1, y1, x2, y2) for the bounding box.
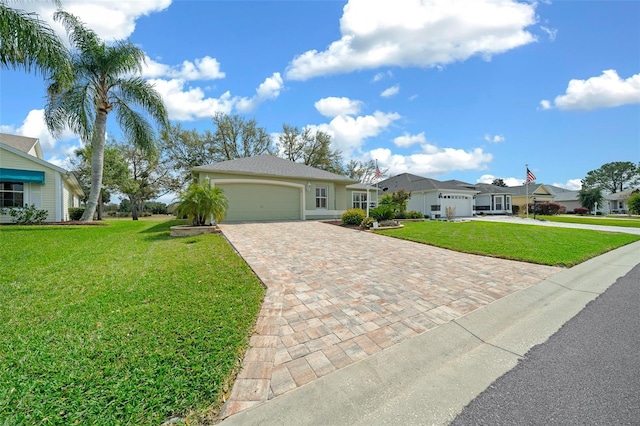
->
(80, 110, 107, 221)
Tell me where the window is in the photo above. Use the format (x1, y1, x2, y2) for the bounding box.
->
(495, 196, 503, 210)
(0, 182, 24, 208)
(352, 192, 367, 209)
(506, 196, 511, 211)
(315, 186, 328, 209)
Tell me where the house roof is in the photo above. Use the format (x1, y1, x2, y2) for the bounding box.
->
(506, 184, 554, 197)
(473, 183, 514, 195)
(378, 173, 479, 194)
(604, 187, 640, 200)
(553, 191, 579, 202)
(192, 154, 358, 183)
(0, 133, 42, 158)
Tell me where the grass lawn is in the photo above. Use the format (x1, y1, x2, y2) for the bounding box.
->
(537, 215, 640, 228)
(0, 218, 265, 425)
(375, 220, 640, 267)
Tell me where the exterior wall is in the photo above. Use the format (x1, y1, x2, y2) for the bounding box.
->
(512, 194, 554, 211)
(0, 148, 59, 223)
(555, 200, 580, 213)
(475, 194, 512, 215)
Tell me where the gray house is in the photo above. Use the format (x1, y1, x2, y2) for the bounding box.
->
(473, 183, 513, 215)
(192, 155, 359, 222)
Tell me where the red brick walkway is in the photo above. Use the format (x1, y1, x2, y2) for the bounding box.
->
(218, 221, 558, 418)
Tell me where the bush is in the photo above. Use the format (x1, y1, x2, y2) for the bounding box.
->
(341, 208, 366, 225)
(369, 205, 395, 221)
(394, 210, 407, 219)
(574, 207, 589, 215)
(68, 207, 85, 221)
(360, 217, 375, 229)
(406, 210, 423, 219)
(1, 204, 48, 224)
(628, 193, 640, 215)
(512, 205, 520, 215)
(379, 219, 398, 227)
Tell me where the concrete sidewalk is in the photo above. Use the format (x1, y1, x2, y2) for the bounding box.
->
(221, 240, 640, 425)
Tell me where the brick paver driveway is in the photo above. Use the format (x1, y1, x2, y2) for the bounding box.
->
(218, 221, 559, 418)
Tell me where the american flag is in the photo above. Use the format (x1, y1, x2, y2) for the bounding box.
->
(375, 166, 381, 179)
(526, 168, 536, 184)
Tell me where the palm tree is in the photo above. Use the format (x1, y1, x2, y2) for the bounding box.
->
(0, 0, 69, 78)
(45, 11, 168, 221)
(175, 181, 228, 226)
(578, 187, 603, 214)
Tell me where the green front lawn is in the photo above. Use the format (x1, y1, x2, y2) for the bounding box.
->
(375, 220, 640, 267)
(538, 215, 640, 228)
(0, 218, 264, 425)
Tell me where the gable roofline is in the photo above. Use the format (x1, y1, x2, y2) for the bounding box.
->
(0, 133, 42, 159)
(192, 154, 358, 184)
(378, 173, 479, 193)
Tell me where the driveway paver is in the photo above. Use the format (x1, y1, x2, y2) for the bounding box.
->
(218, 221, 559, 418)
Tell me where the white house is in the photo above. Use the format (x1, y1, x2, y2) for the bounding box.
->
(1, 133, 84, 223)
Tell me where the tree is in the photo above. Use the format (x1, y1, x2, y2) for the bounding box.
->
(114, 141, 180, 220)
(45, 11, 168, 221)
(578, 187, 603, 213)
(492, 178, 507, 187)
(160, 123, 217, 187)
(343, 159, 388, 184)
(175, 181, 228, 226)
(582, 161, 639, 193)
(211, 112, 272, 161)
(0, 0, 70, 79)
(277, 124, 343, 173)
(627, 192, 640, 215)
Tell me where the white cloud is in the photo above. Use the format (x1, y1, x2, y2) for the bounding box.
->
(314, 97, 363, 117)
(477, 174, 523, 186)
(394, 132, 426, 148)
(484, 134, 505, 143)
(380, 85, 400, 98)
(552, 179, 582, 190)
(236, 73, 284, 113)
(372, 70, 393, 82)
(24, 1, 172, 41)
(148, 79, 235, 121)
(142, 55, 225, 81)
(540, 25, 557, 41)
(371, 144, 493, 177)
(286, 0, 537, 80)
(307, 110, 401, 157)
(542, 70, 640, 111)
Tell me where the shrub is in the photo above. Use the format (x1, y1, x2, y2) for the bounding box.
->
(342, 208, 366, 226)
(370, 205, 395, 221)
(406, 210, 423, 219)
(532, 202, 563, 216)
(394, 210, 407, 219)
(512, 205, 520, 215)
(1, 204, 48, 224)
(68, 207, 85, 221)
(628, 193, 640, 215)
(574, 207, 589, 215)
(360, 217, 375, 229)
(175, 181, 228, 225)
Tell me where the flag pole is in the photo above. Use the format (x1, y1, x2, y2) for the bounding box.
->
(525, 164, 529, 218)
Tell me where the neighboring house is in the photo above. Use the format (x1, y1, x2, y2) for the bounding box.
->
(377, 173, 478, 218)
(508, 183, 555, 212)
(603, 187, 640, 214)
(192, 155, 359, 221)
(1, 133, 84, 223)
(474, 183, 513, 215)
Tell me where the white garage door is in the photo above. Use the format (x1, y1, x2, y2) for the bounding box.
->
(216, 182, 301, 222)
(441, 194, 472, 217)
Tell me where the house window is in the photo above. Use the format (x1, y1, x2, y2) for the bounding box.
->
(495, 196, 503, 210)
(352, 192, 367, 209)
(0, 182, 24, 208)
(315, 186, 328, 209)
(506, 196, 511, 211)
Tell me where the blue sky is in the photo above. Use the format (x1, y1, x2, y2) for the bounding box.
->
(1, 0, 639, 194)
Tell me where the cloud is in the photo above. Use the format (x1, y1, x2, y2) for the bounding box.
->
(380, 85, 400, 98)
(540, 25, 557, 41)
(286, 0, 537, 80)
(307, 110, 401, 157)
(371, 144, 493, 177)
(142, 55, 225, 81)
(24, 0, 172, 41)
(552, 179, 582, 190)
(393, 132, 426, 148)
(314, 97, 363, 117)
(236, 73, 285, 113)
(541, 70, 640, 111)
(372, 70, 393, 82)
(477, 174, 523, 186)
(484, 134, 505, 143)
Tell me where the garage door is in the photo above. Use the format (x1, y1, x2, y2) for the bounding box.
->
(216, 183, 301, 222)
(441, 194, 472, 217)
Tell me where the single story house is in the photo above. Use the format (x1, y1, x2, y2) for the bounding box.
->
(508, 183, 555, 213)
(544, 185, 580, 213)
(603, 187, 640, 214)
(377, 173, 478, 218)
(192, 155, 360, 221)
(473, 183, 513, 215)
(1, 133, 84, 223)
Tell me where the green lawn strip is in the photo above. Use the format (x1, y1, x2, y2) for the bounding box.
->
(0, 218, 265, 425)
(375, 221, 640, 267)
(537, 215, 640, 228)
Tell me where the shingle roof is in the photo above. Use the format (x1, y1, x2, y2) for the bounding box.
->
(0, 133, 38, 154)
(377, 173, 478, 193)
(506, 184, 553, 197)
(192, 154, 358, 183)
(474, 183, 514, 195)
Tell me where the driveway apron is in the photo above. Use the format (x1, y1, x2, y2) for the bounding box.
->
(218, 221, 558, 418)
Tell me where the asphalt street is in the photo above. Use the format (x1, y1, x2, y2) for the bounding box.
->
(451, 263, 640, 426)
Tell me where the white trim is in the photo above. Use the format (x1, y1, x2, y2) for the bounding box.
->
(55, 172, 62, 222)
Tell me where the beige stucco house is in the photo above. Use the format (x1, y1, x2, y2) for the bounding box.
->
(1, 133, 84, 223)
(192, 155, 360, 222)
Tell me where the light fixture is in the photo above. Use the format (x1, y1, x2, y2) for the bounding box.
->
(307, 182, 311, 191)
